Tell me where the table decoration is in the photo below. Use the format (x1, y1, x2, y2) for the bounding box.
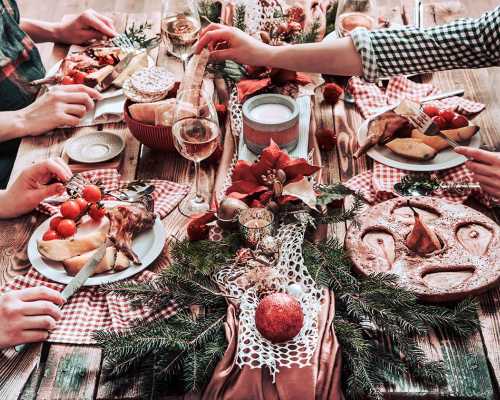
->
(94, 141, 479, 399)
(238, 207, 274, 245)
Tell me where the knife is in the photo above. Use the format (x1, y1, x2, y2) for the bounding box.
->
(100, 51, 138, 91)
(15, 243, 107, 352)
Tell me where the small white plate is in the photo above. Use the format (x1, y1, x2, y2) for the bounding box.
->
(27, 201, 166, 286)
(357, 105, 482, 171)
(65, 131, 125, 163)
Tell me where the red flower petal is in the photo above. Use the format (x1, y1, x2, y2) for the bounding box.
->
(232, 160, 258, 182)
(187, 211, 216, 241)
(295, 72, 312, 85)
(251, 140, 291, 179)
(226, 180, 268, 197)
(237, 78, 272, 103)
(283, 158, 321, 179)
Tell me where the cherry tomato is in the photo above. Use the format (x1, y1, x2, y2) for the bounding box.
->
(422, 105, 440, 118)
(73, 70, 87, 85)
(75, 197, 88, 212)
(82, 185, 102, 203)
(89, 203, 106, 221)
(56, 219, 77, 238)
(432, 115, 448, 130)
(61, 76, 74, 85)
(438, 108, 455, 123)
(60, 200, 81, 220)
(450, 114, 469, 129)
(42, 229, 60, 241)
(49, 216, 63, 231)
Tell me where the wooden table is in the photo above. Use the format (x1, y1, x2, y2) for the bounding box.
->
(1, 0, 499, 399)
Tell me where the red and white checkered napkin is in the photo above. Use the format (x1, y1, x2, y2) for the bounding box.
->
(2, 269, 177, 344)
(38, 169, 190, 219)
(345, 161, 495, 207)
(348, 75, 485, 119)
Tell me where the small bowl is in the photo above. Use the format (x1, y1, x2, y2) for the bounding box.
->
(65, 131, 125, 163)
(124, 99, 176, 152)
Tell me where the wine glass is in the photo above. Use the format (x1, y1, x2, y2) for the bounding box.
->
(173, 89, 220, 217)
(161, 0, 201, 70)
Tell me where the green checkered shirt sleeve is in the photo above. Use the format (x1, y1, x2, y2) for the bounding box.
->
(350, 6, 500, 82)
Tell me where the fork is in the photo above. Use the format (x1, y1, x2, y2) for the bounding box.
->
(405, 104, 460, 148)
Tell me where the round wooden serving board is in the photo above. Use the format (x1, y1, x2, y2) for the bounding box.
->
(345, 197, 500, 302)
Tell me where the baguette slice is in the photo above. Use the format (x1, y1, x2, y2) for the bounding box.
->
(411, 125, 479, 151)
(385, 138, 437, 160)
(63, 247, 117, 276)
(38, 230, 106, 261)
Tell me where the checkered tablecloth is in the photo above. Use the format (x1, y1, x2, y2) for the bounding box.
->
(345, 162, 495, 207)
(348, 75, 485, 119)
(0, 169, 189, 344)
(3, 269, 177, 344)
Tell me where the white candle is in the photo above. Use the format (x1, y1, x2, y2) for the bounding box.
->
(250, 103, 293, 124)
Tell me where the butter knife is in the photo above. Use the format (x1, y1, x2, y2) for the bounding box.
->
(15, 243, 107, 352)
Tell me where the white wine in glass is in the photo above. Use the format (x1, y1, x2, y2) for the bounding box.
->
(161, 0, 201, 68)
(173, 89, 220, 216)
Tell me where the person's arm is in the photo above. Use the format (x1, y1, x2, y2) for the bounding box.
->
(0, 85, 101, 142)
(350, 6, 500, 82)
(195, 6, 500, 81)
(0, 158, 72, 218)
(21, 9, 117, 45)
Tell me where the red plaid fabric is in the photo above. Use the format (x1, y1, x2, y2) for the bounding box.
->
(348, 75, 485, 118)
(2, 269, 177, 344)
(0, 170, 188, 344)
(346, 162, 496, 207)
(38, 169, 190, 219)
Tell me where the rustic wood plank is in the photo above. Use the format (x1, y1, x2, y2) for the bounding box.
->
(34, 344, 101, 400)
(0, 345, 42, 400)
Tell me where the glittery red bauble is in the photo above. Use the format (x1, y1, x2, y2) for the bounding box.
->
(255, 293, 304, 343)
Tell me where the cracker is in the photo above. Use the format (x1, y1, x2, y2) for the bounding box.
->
(123, 79, 168, 103)
(130, 67, 176, 96)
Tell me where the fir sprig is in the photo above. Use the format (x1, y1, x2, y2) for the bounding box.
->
(198, 0, 221, 24)
(122, 21, 160, 49)
(295, 19, 321, 44)
(234, 4, 246, 31)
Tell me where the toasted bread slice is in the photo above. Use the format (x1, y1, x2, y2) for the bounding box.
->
(113, 250, 130, 271)
(385, 138, 437, 160)
(63, 247, 116, 276)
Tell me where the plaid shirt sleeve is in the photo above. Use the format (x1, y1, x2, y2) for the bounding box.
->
(350, 6, 500, 82)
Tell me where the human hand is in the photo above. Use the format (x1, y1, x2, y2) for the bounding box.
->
(54, 9, 117, 45)
(0, 287, 64, 348)
(455, 146, 500, 199)
(19, 85, 101, 137)
(0, 158, 72, 218)
(195, 23, 272, 66)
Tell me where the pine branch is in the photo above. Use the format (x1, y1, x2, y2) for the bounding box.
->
(234, 5, 246, 32)
(296, 19, 321, 44)
(198, 0, 221, 24)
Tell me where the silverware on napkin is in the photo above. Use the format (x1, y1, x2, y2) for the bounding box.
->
(14, 243, 107, 353)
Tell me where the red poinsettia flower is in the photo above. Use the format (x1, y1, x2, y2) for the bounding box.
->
(226, 141, 320, 208)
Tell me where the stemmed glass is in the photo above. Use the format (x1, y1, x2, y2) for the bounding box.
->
(173, 89, 220, 217)
(161, 0, 201, 70)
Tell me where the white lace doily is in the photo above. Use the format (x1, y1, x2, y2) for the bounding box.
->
(215, 223, 324, 381)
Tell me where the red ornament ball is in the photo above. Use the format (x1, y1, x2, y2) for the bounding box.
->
(255, 293, 304, 343)
(323, 83, 344, 105)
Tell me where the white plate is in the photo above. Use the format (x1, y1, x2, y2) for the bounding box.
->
(357, 105, 482, 172)
(27, 201, 166, 286)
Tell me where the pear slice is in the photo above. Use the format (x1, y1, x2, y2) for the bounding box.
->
(405, 203, 441, 255)
(63, 247, 117, 276)
(385, 138, 437, 160)
(411, 125, 479, 151)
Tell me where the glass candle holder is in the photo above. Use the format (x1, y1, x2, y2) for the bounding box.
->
(238, 208, 275, 247)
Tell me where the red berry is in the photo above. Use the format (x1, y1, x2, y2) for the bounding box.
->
(82, 185, 102, 203)
(438, 108, 455, 123)
(450, 114, 469, 129)
(61, 76, 74, 85)
(49, 216, 63, 231)
(56, 219, 77, 238)
(422, 105, 439, 118)
(323, 83, 344, 105)
(432, 115, 448, 130)
(42, 229, 60, 241)
(60, 200, 81, 220)
(255, 293, 304, 343)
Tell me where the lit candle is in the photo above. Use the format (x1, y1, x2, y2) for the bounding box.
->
(238, 208, 274, 247)
(250, 103, 293, 124)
